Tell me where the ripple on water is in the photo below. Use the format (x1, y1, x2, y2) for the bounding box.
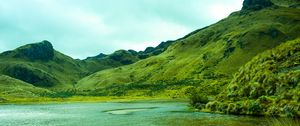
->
(103, 107, 158, 115)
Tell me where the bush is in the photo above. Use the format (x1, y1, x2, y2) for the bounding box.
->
(283, 105, 298, 117)
(0, 97, 7, 102)
(248, 101, 263, 115)
(266, 106, 281, 116)
(189, 90, 209, 106)
(205, 101, 220, 111)
(226, 103, 242, 114)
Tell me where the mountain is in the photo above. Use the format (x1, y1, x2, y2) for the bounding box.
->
(77, 0, 300, 98)
(0, 38, 174, 90)
(0, 0, 299, 117)
(82, 40, 175, 73)
(0, 40, 89, 88)
(0, 40, 174, 88)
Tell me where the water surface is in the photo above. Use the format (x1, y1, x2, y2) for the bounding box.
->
(0, 101, 270, 126)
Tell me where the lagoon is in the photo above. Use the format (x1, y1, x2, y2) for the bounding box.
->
(0, 101, 271, 126)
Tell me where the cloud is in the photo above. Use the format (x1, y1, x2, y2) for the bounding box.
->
(206, 0, 244, 19)
(0, 0, 243, 59)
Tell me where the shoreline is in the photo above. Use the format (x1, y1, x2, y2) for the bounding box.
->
(0, 96, 189, 105)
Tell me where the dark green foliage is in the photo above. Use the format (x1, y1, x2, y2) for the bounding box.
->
(109, 50, 139, 65)
(2, 64, 58, 87)
(144, 47, 155, 53)
(248, 101, 263, 115)
(190, 92, 209, 106)
(137, 40, 175, 59)
(0, 74, 53, 98)
(0, 97, 7, 102)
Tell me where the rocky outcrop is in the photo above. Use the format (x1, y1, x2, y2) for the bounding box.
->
(108, 50, 139, 65)
(16, 40, 54, 61)
(242, 0, 274, 10)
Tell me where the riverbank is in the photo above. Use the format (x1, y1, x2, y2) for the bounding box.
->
(0, 96, 189, 105)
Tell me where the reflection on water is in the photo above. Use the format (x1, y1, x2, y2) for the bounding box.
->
(0, 102, 285, 126)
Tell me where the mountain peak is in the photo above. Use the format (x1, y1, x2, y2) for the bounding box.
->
(16, 40, 55, 61)
(242, 0, 274, 10)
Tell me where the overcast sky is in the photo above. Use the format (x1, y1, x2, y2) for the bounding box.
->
(0, 0, 243, 59)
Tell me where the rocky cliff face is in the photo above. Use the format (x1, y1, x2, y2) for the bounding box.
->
(242, 0, 274, 10)
(16, 40, 54, 61)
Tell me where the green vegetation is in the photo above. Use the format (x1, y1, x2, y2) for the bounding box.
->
(76, 0, 300, 117)
(196, 39, 300, 117)
(268, 118, 300, 126)
(0, 74, 52, 98)
(0, 39, 173, 88)
(0, 40, 89, 88)
(0, 0, 299, 119)
(77, 1, 300, 98)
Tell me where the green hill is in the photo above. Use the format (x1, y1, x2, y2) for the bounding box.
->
(0, 40, 88, 88)
(0, 0, 299, 117)
(0, 39, 174, 98)
(77, 0, 300, 97)
(272, 0, 300, 8)
(82, 40, 175, 73)
(0, 74, 52, 99)
(195, 38, 300, 117)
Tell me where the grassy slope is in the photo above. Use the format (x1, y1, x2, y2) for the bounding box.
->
(0, 49, 88, 89)
(197, 38, 300, 117)
(0, 39, 174, 89)
(0, 39, 174, 99)
(0, 74, 52, 99)
(77, 6, 300, 97)
(272, 0, 300, 7)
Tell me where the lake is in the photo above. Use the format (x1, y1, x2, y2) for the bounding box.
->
(0, 101, 271, 126)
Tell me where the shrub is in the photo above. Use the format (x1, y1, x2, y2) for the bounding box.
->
(266, 106, 281, 116)
(0, 97, 7, 102)
(206, 101, 220, 111)
(226, 103, 243, 114)
(283, 105, 298, 117)
(248, 101, 263, 115)
(190, 92, 209, 106)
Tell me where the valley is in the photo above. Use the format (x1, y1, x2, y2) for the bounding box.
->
(0, 0, 299, 120)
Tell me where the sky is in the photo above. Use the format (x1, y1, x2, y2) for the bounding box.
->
(0, 0, 243, 59)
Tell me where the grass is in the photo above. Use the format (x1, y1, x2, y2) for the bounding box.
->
(0, 96, 187, 105)
(0, 74, 52, 98)
(267, 117, 300, 126)
(198, 38, 300, 117)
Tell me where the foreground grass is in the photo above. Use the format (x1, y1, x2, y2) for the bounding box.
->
(0, 96, 188, 104)
(268, 117, 300, 126)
